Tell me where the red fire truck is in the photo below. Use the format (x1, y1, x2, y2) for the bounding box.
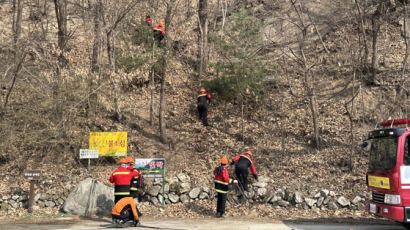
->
(365, 119, 410, 228)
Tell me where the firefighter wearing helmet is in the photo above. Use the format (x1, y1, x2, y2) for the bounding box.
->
(197, 88, 211, 126)
(213, 156, 237, 218)
(153, 20, 165, 44)
(109, 157, 139, 204)
(231, 151, 258, 194)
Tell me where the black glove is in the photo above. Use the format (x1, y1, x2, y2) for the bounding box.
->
(230, 161, 235, 166)
(254, 174, 258, 180)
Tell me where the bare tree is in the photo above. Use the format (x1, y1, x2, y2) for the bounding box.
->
(159, 0, 179, 142)
(370, 1, 390, 84)
(12, 0, 23, 46)
(354, 0, 369, 69)
(290, 0, 320, 149)
(197, 0, 209, 78)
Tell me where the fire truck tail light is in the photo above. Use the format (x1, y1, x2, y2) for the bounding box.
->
(384, 194, 401, 204)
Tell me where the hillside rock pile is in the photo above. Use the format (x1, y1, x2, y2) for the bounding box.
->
(0, 175, 369, 215)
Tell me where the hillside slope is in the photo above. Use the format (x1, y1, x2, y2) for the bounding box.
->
(0, 0, 409, 219)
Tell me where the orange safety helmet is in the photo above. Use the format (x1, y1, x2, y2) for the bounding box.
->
(158, 20, 164, 27)
(245, 150, 253, 156)
(199, 88, 206, 93)
(118, 158, 127, 164)
(220, 156, 228, 165)
(125, 156, 134, 164)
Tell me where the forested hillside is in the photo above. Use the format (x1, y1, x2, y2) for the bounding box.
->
(0, 0, 409, 219)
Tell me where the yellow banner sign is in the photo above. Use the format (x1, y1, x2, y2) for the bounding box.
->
(368, 175, 390, 189)
(89, 132, 127, 156)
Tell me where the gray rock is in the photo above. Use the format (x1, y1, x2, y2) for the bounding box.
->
(2, 195, 9, 200)
(269, 194, 282, 204)
(275, 189, 285, 199)
(40, 193, 48, 201)
(45, 200, 56, 208)
(337, 196, 350, 207)
(329, 191, 336, 197)
(351, 196, 362, 205)
(328, 201, 338, 210)
(257, 175, 270, 183)
(294, 192, 303, 204)
(253, 182, 267, 188)
(314, 192, 321, 199)
(177, 173, 190, 183)
(32, 205, 40, 211)
(201, 186, 210, 194)
(263, 191, 274, 203)
(257, 188, 267, 197)
(9, 200, 19, 209)
(277, 200, 289, 207)
(189, 187, 201, 199)
(317, 197, 325, 207)
(320, 189, 330, 197)
(153, 179, 162, 186)
(304, 198, 317, 208)
(62, 178, 114, 217)
(199, 192, 209, 200)
(148, 186, 161, 197)
(57, 198, 65, 205)
(168, 193, 179, 203)
(151, 196, 159, 206)
(323, 196, 331, 205)
(179, 183, 191, 194)
(164, 184, 170, 193)
(158, 194, 164, 205)
(180, 194, 190, 204)
(12, 195, 19, 201)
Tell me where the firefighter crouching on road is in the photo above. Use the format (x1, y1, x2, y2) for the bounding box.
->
(231, 151, 258, 193)
(197, 88, 211, 126)
(214, 156, 237, 218)
(111, 195, 140, 227)
(109, 158, 139, 204)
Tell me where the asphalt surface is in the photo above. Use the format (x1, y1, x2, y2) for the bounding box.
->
(0, 218, 409, 230)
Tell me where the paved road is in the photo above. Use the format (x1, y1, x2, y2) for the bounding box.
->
(0, 218, 408, 230)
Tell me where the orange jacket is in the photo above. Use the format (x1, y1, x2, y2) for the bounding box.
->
(153, 26, 165, 36)
(111, 197, 139, 220)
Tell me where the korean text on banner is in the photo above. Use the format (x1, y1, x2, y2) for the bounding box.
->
(89, 132, 127, 156)
(134, 158, 165, 179)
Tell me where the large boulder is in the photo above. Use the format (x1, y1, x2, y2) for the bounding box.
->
(62, 178, 114, 217)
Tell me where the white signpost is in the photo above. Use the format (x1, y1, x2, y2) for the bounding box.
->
(80, 149, 99, 171)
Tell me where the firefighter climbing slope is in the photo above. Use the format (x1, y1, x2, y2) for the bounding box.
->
(197, 88, 211, 126)
(213, 156, 237, 218)
(109, 158, 139, 204)
(153, 20, 165, 44)
(231, 151, 258, 194)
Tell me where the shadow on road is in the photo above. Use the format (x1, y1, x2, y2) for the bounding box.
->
(282, 217, 406, 230)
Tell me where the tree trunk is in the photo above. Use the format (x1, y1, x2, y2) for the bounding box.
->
(54, 0, 68, 52)
(53, 0, 68, 122)
(370, 2, 387, 84)
(198, 0, 208, 78)
(150, 40, 155, 126)
(354, 0, 369, 69)
(88, 0, 103, 118)
(159, 0, 176, 143)
(12, 0, 23, 46)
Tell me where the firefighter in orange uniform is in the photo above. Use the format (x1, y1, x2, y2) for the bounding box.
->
(109, 158, 139, 204)
(231, 150, 258, 193)
(125, 157, 144, 217)
(153, 21, 165, 44)
(111, 196, 140, 227)
(214, 156, 237, 218)
(197, 88, 211, 126)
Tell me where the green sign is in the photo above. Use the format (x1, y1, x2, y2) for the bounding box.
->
(134, 158, 165, 179)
